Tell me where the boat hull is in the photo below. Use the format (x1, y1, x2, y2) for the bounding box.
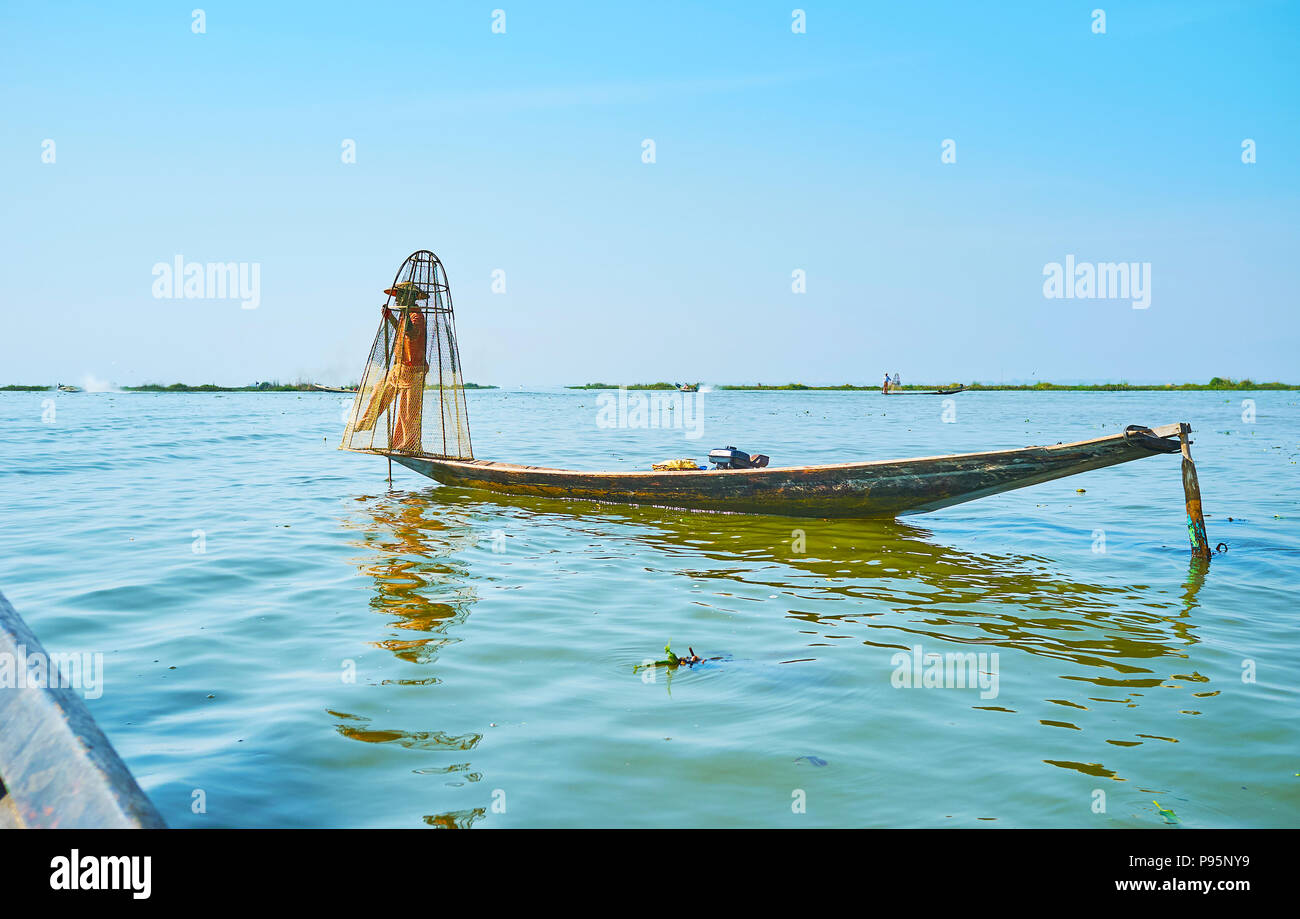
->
(884, 385, 966, 395)
(370, 423, 1185, 519)
(0, 591, 165, 828)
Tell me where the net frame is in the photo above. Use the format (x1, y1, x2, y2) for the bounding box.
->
(341, 250, 473, 460)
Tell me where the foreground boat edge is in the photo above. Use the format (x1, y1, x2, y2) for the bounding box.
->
(0, 591, 166, 829)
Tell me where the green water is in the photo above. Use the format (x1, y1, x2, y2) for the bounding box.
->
(0, 389, 1296, 827)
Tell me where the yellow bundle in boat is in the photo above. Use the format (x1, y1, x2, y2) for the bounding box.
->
(652, 458, 702, 471)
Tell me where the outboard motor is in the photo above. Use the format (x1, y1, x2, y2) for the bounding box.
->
(709, 446, 749, 469)
(708, 447, 770, 469)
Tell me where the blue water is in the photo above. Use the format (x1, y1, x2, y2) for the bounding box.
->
(0, 388, 1296, 827)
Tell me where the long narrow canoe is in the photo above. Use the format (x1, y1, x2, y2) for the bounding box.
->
(365, 422, 1186, 519)
(885, 385, 966, 395)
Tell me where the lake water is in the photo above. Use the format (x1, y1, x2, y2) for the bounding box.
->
(1, 388, 1296, 827)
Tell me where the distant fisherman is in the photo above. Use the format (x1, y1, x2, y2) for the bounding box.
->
(882, 372, 891, 394)
(355, 281, 429, 451)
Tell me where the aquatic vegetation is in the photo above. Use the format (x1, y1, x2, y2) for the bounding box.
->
(1153, 800, 1181, 825)
(633, 642, 716, 672)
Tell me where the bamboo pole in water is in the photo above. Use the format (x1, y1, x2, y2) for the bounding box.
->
(1178, 423, 1211, 561)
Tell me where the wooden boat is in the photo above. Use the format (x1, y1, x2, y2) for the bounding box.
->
(311, 383, 358, 393)
(885, 384, 966, 395)
(357, 423, 1185, 518)
(342, 251, 1198, 525)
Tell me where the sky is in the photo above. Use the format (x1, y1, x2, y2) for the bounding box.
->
(2, 0, 1297, 387)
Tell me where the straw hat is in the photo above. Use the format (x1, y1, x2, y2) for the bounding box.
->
(383, 281, 430, 302)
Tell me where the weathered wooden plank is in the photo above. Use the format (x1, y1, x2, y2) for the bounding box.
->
(0, 590, 165, 829)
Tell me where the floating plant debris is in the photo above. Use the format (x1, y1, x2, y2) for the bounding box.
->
(633, 642, 721, 672)
(1153, 800, 1181, 825)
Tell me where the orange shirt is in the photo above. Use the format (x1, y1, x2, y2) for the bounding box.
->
(388, 309, 428, 368)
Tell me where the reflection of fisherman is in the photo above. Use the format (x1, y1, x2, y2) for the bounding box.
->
(356, 281, 429, 451)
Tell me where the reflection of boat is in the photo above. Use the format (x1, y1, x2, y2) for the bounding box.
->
(420, 486, 1206, 676)
(341, 250, 1187, 520)
(335, 482, 1213, 816)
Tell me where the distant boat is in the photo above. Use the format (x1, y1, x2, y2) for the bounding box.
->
(341, 250, 1191, 521)
(676, 383, 699, 392)
(884, 384, 966, 395)
(311, 383, 358, 393)
(55, 384, 81, 393)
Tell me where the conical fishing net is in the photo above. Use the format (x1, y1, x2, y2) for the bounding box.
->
(341, 250, 473, 459)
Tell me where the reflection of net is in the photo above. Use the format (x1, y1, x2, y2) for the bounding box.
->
(342, 251, 473, 459)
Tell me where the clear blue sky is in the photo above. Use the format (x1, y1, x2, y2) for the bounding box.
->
(2, 1, 1297, 386)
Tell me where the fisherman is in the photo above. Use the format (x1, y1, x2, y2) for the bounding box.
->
(355, 281, 429, 451)
(882, 372, 891, 394)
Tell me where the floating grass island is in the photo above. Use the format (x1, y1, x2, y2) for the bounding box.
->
(127, 382, 317, 392)
(566, 382, 680, 390)
(6, 378, 1294, 393)
(565, 377, 1298, 392)
(0, 381, 498, 392)
(934, 378, 1297, 391)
